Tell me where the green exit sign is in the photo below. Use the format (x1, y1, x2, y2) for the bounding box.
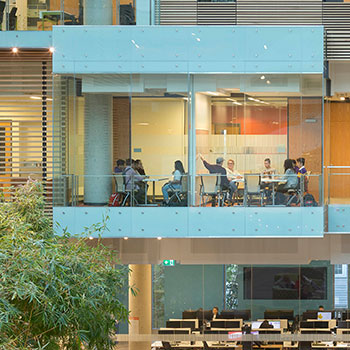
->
(163, 260, 175, 266)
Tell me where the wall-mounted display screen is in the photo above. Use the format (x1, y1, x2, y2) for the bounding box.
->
(244, 267, 327, 300)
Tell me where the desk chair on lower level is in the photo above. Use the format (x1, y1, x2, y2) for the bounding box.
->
(162, 341, 173, 350)
(203, 341, 210, 350)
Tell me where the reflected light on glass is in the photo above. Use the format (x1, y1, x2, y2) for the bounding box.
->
(260, 75, 266, 80)
(264, 45, 268, 50)
(266, 80, 271, 84)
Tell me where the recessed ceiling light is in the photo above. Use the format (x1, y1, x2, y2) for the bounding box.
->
(49, 47, 55, 53)
(260, 75, 266, 80)
(157, 237, 162, 240)
(123, 237, 128, 240)
(340, 96, 345, 101)
(12, 47, 18, 53)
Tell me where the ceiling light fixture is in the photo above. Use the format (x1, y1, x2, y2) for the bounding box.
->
(12, 47, 18, 53)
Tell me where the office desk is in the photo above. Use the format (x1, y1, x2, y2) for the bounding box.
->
(152, 341, 241, 349)
(143, 177, 168, 205)
(39, 10, 76, 28)
(261, 178, 286, 206)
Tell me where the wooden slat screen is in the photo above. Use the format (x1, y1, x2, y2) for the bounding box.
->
(159, 0, 197, 25)
(0, 50, 53, 209)
(197, 2, 236, 25)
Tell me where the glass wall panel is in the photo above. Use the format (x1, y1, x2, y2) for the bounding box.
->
(195, 74, 323, 207)
(130, 74, 189, 206)
(146, 261, 344, 348)
(56, 73, 189, 207)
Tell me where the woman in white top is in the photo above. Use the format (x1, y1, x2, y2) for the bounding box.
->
(162, 160, 185, 204)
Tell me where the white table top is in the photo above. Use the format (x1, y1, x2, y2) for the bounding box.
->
(143, 177, 169, 182)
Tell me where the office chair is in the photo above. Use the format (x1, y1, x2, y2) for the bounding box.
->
(162, 341, 173, 350)
(200, 174, 221, 206)
(244, 174, 263, 206)
(8, 6, 16, 30)
(168, 174, 188, 206)
(120, 4, 136, 25)
(203, 341, 211, 350)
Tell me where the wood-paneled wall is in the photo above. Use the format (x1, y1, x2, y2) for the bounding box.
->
(288, 98, 322, 200)
(324, 101, 350, 203)
(113, 97, 131, 165)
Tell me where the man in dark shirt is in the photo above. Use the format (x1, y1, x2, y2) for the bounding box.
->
(200, 155, 237, 202)
(114, 159, 125, 173)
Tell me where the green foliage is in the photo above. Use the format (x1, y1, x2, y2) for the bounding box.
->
(152, 265, 165, 328)
(0, 180, 129, 350)
(225, 264, 239, 309)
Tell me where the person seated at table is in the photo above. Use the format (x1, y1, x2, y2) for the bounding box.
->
(200, 155, 234, 202)
(162, 160, 185, 205)
(135, 159, 146, 176)
(292, 159, 299, 174)
(261, 158, 276, 179)
(114, 159, 125, 174)
(275, 159, 298, 204)
(123, 158, 146, 204)
(261, 158, 276, 202)
(296, 157, 308, 192)
(211, 306, 220, 320)
(318, 305, 325, 312)
(226, 159, 242, 199)
(276, 159, 298, 193)
(259, 320, 274, 329)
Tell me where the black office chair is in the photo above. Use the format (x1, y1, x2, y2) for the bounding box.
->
(120, 4, 136, 25)
(8, 6, 16, 30)
(162, 341, 173, 350)
(203, 341, 211, 350)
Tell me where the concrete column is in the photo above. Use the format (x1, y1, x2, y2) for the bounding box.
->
(84, 94, 112, 205)
(84, 0, 113, 25)
(128, 264, 152, 350)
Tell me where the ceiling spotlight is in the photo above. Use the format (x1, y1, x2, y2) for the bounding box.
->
(49, 47, 55, 53)
(12, 47, 18, 53)
(157, 237, 162, 240)
(123, 237, 128, 240)
(266, 80, 271, 85)
(260, 75, 266, 80)
(340, 96, 346, 101)
(88, 236, 93, 240)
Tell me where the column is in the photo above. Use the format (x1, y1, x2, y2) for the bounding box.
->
(84, 94, 112, 205)
(84, 0, 113, 25)
(188, 75, 196, 206)
(128, 264, 152, 350)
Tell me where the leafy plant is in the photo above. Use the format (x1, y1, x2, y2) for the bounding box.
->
(225, 264, 239, 309)
(0, 180, 129, 350)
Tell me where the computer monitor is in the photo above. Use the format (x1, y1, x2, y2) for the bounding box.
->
(234, 310, 251, 321)
(220, 310, 236, 319)
(182, 310, 198, 319)
(211, 320, 241, 329)
(317, 312, 332, 321)
(158, 328, 191, 335)
(197, 309, 212, 321)
(302, 311, 318, 320)
(338, 321, 350, 329)
(166, 320, 197, 330)
(220, 309, 251, 320)
(264, 309, 294, 320)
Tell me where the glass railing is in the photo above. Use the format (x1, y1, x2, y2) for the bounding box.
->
(53, 173, 321, 208)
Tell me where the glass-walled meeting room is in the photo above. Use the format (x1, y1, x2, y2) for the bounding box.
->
(53, 73, 323, 208)
(114, 260, 350, 348)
